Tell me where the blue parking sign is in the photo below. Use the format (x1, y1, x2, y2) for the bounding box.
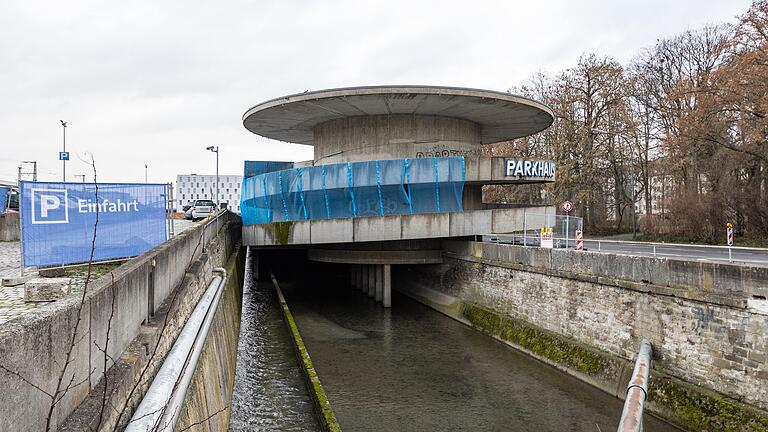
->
(59, 151, 69, 160)
(21, 181, 168, 266)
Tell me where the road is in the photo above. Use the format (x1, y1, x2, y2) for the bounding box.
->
(482, 234, 768, 267)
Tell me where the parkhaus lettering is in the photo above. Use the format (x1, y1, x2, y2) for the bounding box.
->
(77, 198, 140, 213)
(505, 160, 555, 178)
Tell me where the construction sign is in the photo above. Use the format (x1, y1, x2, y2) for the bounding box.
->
(575, 230, 583, 251)
(540, 227, 554, 249)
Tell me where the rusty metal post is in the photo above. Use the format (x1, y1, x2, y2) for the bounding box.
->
(617, 339, 653, 432)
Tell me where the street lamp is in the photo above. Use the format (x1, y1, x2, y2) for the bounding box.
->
(145, 164, 148, 183)
(206, 146, 219, 208)
(60, 120, 67, 182)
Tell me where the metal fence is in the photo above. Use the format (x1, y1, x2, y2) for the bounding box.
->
(484, 213, 584, 249)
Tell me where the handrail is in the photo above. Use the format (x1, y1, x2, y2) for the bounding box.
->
(126, 267, 227, 432)
(617, 340, 653, 432)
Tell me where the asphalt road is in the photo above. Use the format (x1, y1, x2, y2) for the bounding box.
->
(482, 234, 768, 267)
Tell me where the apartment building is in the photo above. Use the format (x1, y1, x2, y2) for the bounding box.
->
(176, 174, 243, 212)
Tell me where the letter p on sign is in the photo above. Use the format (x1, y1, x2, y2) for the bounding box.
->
(31, 188, 69, 224)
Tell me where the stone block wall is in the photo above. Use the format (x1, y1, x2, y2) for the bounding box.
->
(399, 241, 768, 431)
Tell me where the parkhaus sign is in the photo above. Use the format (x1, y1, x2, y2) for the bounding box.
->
(505, 160, 556, 178)
(21, 181, 168, 267)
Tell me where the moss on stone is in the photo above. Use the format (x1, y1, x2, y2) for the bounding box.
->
(649, 377, 768, 432)
(462, 303, 603, 375)
(267, 221, 293, 245)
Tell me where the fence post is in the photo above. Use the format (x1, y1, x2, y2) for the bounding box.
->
(523, 208, 527, 246)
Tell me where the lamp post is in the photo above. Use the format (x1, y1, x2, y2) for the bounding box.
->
(60, 120, 67, 182)
(145, 164, 148, 183)
(206, 146, 219, 208)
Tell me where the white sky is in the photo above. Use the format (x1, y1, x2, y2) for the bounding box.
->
(0, 0, 752, 184)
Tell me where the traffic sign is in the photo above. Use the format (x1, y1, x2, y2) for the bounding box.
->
(726, 223, 733, 246)
(575, 230, 583, 251)
(59, 151, 69, 161)
(562, 200, 573, 213)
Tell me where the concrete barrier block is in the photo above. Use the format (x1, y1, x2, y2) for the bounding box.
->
(24, 278, 71, 302)
(402, 213, 449, 239)
(354, 216, 401, 242)
(449, 210, 492, 237)
(463, 155, 482, 182)
(710, 263, 744, 295)
(742, 266, 768, 299)
(491, 208, 524, 233)
(311, 218, 353, 243)
(242, 225, 266, 246)
(632, 256, 669, 286)
(481, 242, 502, 261)
(668, 259, 703, 290)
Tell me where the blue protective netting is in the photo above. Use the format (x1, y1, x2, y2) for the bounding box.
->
(244, 160, 294, 179)
(241, 156, 465, 225)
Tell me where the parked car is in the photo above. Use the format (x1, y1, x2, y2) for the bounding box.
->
(184, 207, 194, 220)
(191, 199, 216, 221)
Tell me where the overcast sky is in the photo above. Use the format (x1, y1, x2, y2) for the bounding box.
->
(0, 0, 752, 184)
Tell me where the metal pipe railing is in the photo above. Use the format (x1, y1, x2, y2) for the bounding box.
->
(617, 340, 653, 432)
(126, 267, 227, 432)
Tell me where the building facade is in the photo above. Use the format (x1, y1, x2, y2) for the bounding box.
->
(176, 174, 243, 213)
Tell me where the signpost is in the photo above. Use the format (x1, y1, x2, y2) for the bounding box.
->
(562, 200, 573, 248)
(727, 222, 734, 262)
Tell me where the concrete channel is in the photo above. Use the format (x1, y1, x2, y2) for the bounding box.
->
(230, 252, 679, 431)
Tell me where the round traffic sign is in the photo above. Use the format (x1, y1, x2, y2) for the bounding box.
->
(562, 200, 573, 213)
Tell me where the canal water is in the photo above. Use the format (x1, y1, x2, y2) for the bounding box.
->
(229, 252, 319, 431)
(232, 256, 678, 431)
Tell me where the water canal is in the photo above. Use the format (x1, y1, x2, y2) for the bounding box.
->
(231, 255, 678, 431)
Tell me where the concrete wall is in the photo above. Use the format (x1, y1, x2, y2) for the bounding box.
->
(399, 241, 768, 431)
(0, 212, 241, 432)
(243, 206, 554, 246)
(0, 211, 19, 241)
(313, 114, 481, 164)
(176, 243, 245, 431)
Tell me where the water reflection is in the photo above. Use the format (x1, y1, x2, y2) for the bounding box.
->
(281, 273, 679, 432)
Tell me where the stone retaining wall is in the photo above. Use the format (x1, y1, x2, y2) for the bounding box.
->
(396, 241, 768, 431)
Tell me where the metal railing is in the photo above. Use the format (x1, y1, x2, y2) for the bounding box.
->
(126, 267, 227, 432)
(482, 233, 768, 266)
(617, 340, 653, 432)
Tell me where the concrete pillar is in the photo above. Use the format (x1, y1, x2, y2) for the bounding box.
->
(358, 266, 364, 291)
(349, 266, 355, 289)
(253, 249, 259, 280)
(368, 265, 375, 298)
(375, 265, 383, 302)
(383, 264, 391, 308)
(361, 265, 368, 292)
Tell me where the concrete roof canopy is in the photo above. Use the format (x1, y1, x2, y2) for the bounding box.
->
(242, 86, 554, 145)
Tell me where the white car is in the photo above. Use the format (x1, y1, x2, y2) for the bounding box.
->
(191, 199, 216, 221)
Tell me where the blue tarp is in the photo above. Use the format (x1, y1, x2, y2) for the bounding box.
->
(241, 156, 465, 225)
(244, 161, 294, 179)
(0, 186, 7, 214)
(21, 182, 168, 267)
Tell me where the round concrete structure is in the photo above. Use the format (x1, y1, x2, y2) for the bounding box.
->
(243, 86, 554, 164)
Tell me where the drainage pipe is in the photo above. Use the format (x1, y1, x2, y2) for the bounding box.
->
(126, 267, 227, 432)
(617, 339, 653, 432)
